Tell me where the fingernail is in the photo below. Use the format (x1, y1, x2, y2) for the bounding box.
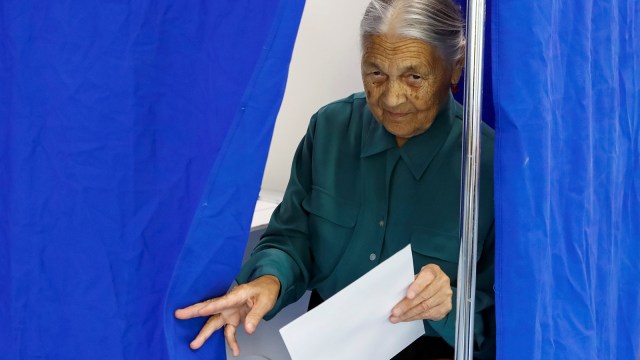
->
(389, 316, 398, 323)
(407, 291, 415, 299)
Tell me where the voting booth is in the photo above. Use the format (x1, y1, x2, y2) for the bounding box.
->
(1, 0, 638, 359)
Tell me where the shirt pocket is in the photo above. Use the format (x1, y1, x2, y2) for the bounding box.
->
(302, 186, 359, 273)
(302, 186, 358, 227)
(410, 230, 460, 281)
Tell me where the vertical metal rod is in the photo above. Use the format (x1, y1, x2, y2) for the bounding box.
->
(454, 0, 486, 359)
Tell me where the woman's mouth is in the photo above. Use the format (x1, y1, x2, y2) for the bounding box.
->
(385, 110, 409, 119)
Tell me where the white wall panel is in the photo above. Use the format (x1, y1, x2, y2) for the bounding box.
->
(261, 0, 370, 193)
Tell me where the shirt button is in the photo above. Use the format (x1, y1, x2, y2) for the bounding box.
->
(369, 253, 377, 261)
(379, 219, 385, 227)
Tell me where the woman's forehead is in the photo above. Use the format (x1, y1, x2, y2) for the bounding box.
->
(362, 35, 442, 69)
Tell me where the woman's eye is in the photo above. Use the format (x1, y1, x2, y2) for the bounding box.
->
(368, 71, 386, 83)
(406, 74, 424, 86)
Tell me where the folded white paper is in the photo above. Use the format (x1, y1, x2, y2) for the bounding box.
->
(279, 245, 425, 360)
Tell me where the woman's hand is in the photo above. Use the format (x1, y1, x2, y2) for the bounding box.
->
(389, 264, 453, 323)
(174, 275, 280, 356)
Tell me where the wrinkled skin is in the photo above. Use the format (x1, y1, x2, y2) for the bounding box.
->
(362, 34, 462, 322)
(174, 275, 280, 356)
(175, 34, 464, 355)
(389, 264, 453, 323)
(361, 34, 463, 146)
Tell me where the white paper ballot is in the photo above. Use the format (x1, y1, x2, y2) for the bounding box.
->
(279, 245, 425, 360)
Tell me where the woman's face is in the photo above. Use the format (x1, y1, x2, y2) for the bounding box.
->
(362, 35, 460, 146)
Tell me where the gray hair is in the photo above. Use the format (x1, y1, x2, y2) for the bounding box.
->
(360, 0, 466, 66)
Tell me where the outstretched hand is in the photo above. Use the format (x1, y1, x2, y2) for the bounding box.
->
(174, 275, 280, 356)
(389, 264, 453, 323)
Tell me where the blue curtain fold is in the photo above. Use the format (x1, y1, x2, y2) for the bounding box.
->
(0, 1, 304, 359)
(492, 1, 640, 359)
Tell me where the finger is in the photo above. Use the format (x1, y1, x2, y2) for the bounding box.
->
(175, 299, 215, 320)
(243, 297, 273, 334)
(190, 315, 225, 350)
(176, 297, 230, 319)
(391, 280, 451, 321)
(389, 265, 439, 318)
(406, 265, 438, 299)
(394, 265, 449, 315)
(177, 288, 250, 319)
(400, 298, 452, 322)
(390, 296, 414, 320)
(393, 295, 447, 322)
(224, 324, 241, 357)
(391, 288, 432, 319)
(392, 280, 453, 323)
(415, 272, 450, 305)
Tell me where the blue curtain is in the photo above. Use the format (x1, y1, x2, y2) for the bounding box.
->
(3, 0, 639, 359)
(0, 1, 304, 359)
(493, 1, 640, 359)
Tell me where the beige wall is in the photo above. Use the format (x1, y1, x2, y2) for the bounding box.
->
(260, 0, 371, 194)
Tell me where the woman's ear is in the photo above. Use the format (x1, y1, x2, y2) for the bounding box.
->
(451, 55, 465, 85)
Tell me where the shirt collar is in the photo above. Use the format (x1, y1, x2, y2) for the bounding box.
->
(361, 105, 397, 157)
(361, 93, 455, 180)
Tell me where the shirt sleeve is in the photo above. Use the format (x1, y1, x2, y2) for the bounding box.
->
(427, 222, 496, 359)
(234, 115, 318, 320)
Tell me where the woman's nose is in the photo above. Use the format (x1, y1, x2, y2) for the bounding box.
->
(381, 80, 406, 108)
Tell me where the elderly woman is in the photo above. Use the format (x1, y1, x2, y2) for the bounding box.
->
(176, 0, 495, 358)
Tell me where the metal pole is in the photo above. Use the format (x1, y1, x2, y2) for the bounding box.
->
(454, 0, 486, 358)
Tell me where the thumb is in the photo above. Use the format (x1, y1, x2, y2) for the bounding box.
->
(243, 297, 273, 334)
(408, 265, 438, 299)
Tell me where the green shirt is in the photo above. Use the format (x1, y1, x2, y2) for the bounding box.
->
(237, 92, 495, 357)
